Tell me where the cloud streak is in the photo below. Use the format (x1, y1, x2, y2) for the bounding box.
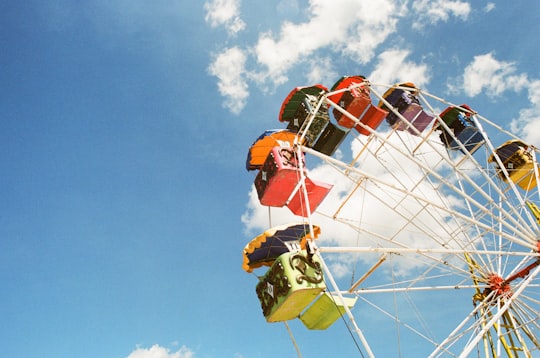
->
(208, 47, 249, 114)
(411, 0, 471, 29)
(461, 53, 529, 97)
(204, 0, 246, 35)
(126, 344, 194, 358)
(368, 49, 430, 87)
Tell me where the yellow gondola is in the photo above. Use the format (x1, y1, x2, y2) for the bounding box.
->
(489, 140, 538, 190)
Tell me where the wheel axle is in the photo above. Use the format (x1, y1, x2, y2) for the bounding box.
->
(485, 273, 512, 298)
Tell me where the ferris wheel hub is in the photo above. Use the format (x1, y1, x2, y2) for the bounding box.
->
(486, 273, 512, 299)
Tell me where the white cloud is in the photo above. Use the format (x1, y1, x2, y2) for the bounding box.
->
(335, 1, 402, 64)
(304, 57, 338, 86)
(412, 0, 471, 29)
(511, 79, 540, 145)
(241, 133, 467, 277)
(126, 344, 194, 358)
(484, 2, 496, 12)
(252, 0, 400, 87)
(207, 0, 403, 113)
(208, 47, 249, 114)
(460, 53, 529, 97)
(368, 49, 431, 88)
(204, 0, 246, 35)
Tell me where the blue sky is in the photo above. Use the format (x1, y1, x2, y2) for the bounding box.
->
(1, 1, 540, 357)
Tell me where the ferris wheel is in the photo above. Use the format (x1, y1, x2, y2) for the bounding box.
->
(242, 77, 540, 357)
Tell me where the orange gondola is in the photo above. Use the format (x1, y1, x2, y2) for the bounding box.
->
(328, 76, 388, 136)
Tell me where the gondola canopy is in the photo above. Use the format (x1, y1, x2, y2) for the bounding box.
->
(278, 84, 328, 123)
(246, 129, 299, 171)
(242, 223, 320, 273)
